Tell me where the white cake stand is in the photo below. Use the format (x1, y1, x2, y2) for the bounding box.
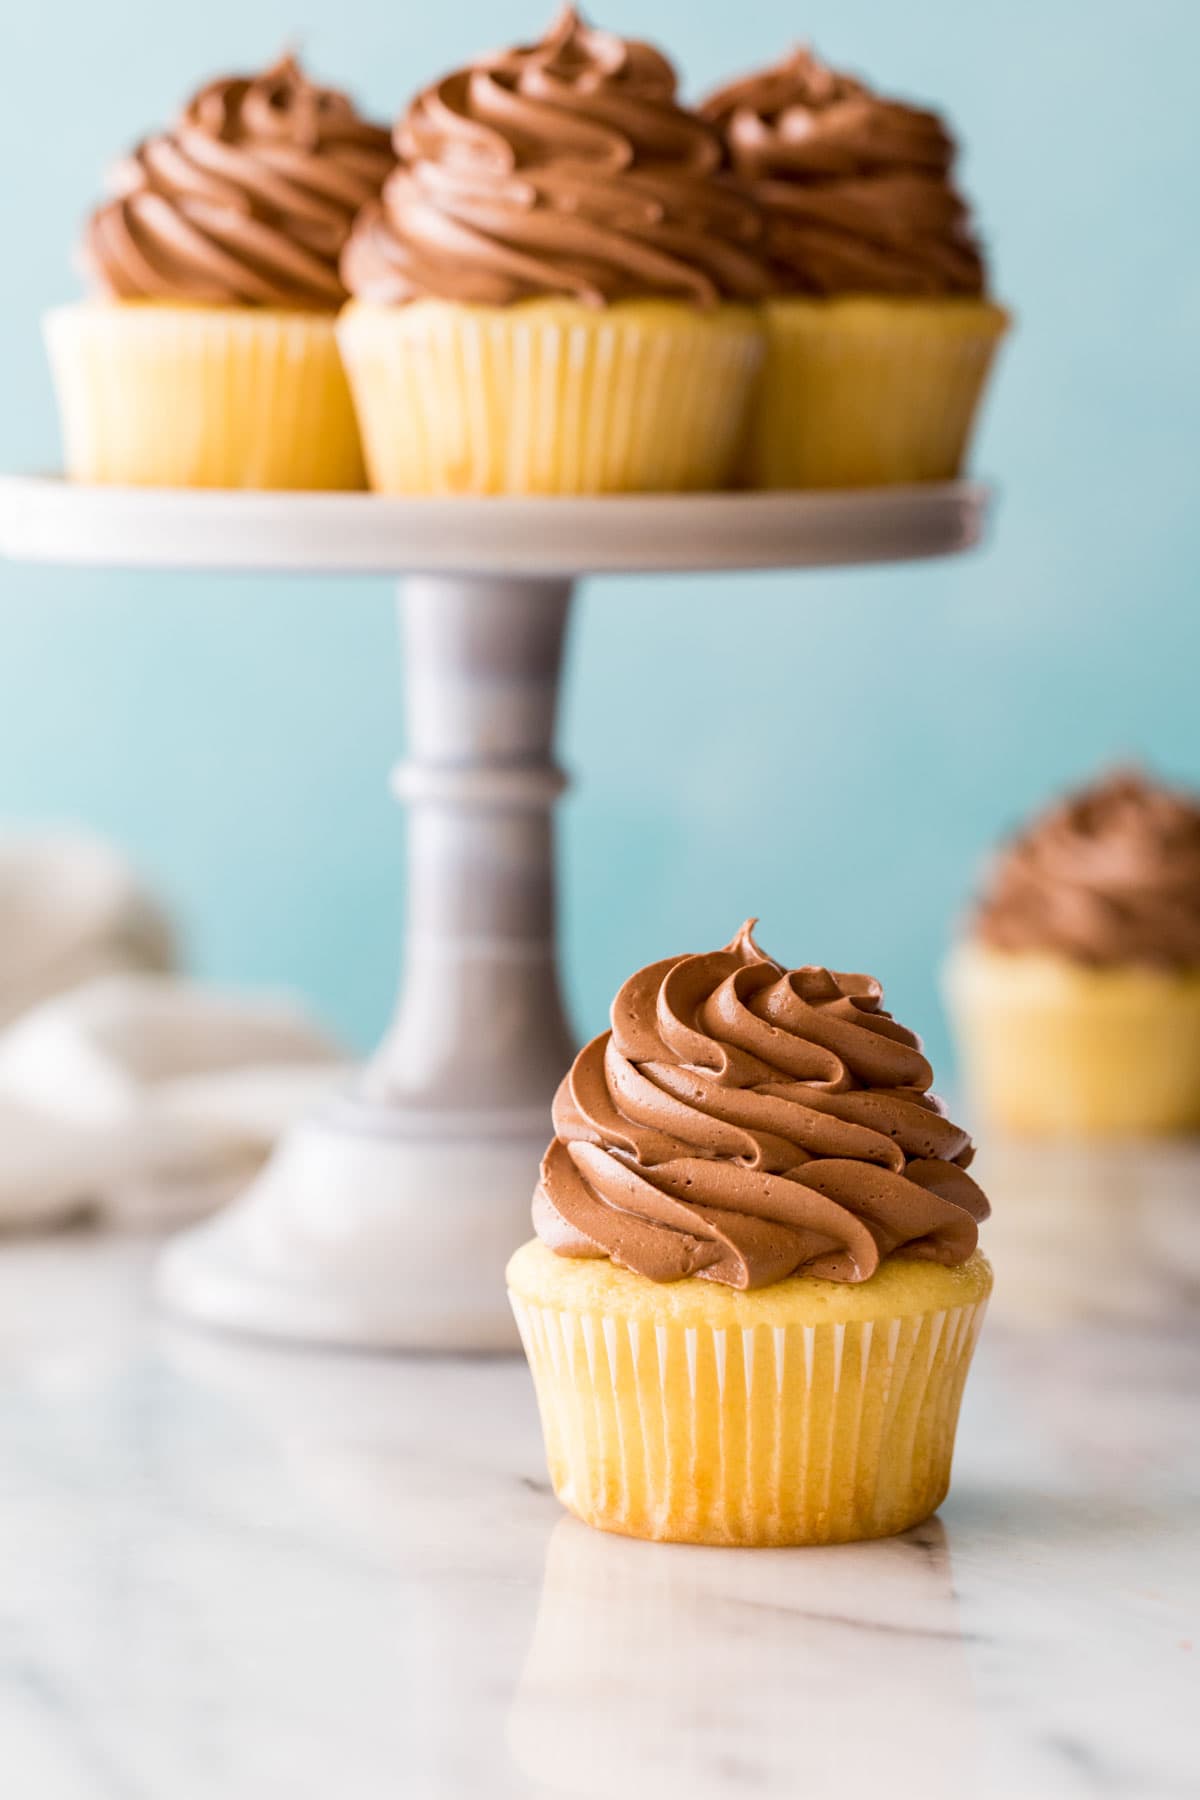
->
(0, 474, 989, 1350)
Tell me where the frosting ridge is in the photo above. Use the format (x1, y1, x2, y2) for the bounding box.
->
(974, 768, 1200, 967)
(85, 55, 393, 308)
(535, 920, 989, 1289)
(702, 46, 985, 297)
(342, 7, 773, 308)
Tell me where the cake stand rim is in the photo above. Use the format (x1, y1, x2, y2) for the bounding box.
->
(0, 472, 992, 577)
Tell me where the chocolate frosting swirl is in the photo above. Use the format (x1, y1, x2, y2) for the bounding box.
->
(974, 769, 1200, 968)
(84, 55, 393, 308)
(342, 7, 773, 308)
(535, 921, 988, 1290)
(702, 46, 986, 297)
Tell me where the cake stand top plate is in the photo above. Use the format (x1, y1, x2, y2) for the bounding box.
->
(0, 475, 988, 577)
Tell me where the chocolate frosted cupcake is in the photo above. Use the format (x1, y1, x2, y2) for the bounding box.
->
(508, 920, 992, 1546)
(338, 7, 772, 494)
(48, 55, 392, 488)
(946, 769, 1200, 1134)
(702, 47, 1008, 488)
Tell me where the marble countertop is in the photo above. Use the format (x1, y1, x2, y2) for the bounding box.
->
(1, 1222, 1197, 1800)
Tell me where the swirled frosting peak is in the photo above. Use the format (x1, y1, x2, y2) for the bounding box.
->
(341, 7, 773, 308)
(702, 46, 986, 297)
(534, 921, 989, 1289)
(974, 768, 1200, 967)
(84, 55, 393, 308)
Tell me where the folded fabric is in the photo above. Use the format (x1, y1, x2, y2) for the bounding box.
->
(0, 972, 346, 1228)
(0, 832, 173, 1029)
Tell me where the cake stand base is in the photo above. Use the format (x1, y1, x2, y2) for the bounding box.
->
(156, 1099, 543, 1350)
(0, 477, 991, 1353)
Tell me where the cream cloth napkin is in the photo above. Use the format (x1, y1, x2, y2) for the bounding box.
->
(0, 832, 173, 1028)
(0, 835, 345, 1227)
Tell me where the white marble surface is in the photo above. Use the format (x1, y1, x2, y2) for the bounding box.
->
(0, 1225, 1197, 1800)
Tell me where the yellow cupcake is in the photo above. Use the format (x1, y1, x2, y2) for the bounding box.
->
(337, 11, 773, 497)
(703, 48, 1009, 489)
(946, 943, 1200, 1136)
(337, 297, 763, 497)
(946, 769, 1200, 1137)
(53, 56, 392, 489)
(509, 1240, 991, 1547)
(748, 296, 1007, 489)
(48, 304, 366, 491)
(511, 920, 993, 1547)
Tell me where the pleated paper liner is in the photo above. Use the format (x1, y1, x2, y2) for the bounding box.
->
(45, 303, 367, 490)
(508, 1241, 992, 1546)
(337, 297, 765, 495)
(747, 296, 1010, 490)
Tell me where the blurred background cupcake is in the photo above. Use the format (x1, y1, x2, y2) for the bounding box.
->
(338, 7, 772, 495)
(945, 767, 1200, 1137)
(703, 46, 1009, 488)
(47, 54, 393, 489)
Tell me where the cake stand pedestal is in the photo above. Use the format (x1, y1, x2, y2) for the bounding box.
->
(0, 477, 988, 1349)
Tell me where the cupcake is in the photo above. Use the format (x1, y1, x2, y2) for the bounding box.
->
(507, 920, 992, 1546)
(47, 55, 393, 489)
(702, 48, 1009, 489)
(338, 7, 772, 495)
(946, 768, 1200, 1136)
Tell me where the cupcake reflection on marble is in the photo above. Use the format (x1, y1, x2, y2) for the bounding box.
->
(946, 768, 1200, 1136)
(338, 7, 771, 495)
(702, 47, 1009, 489)
(48, 55, 393, 489)
(509, 1516, 977, 1798)
(507, 921, 992, 1547)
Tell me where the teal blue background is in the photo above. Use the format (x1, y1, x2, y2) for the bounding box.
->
(3, 1, 1198, 1074)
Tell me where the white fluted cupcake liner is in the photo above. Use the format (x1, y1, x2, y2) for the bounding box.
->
(46, 303, 367, 489)
(507, 1242, 991, 1546)
(337, 298, 765, 495)
(748, 297, 1009, 489)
